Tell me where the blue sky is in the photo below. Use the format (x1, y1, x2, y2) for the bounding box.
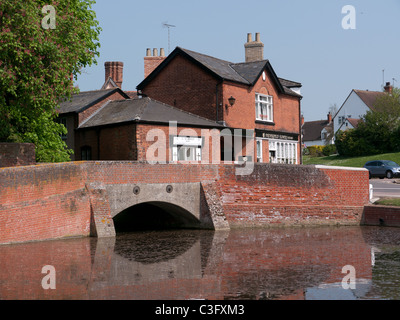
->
(76, 0, 400, 121)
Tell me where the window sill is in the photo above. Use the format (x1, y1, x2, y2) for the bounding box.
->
(255, 120, 275, 126)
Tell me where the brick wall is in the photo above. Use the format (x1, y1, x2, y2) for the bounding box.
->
(222, 74, 300, 134)
(218, 164, 369, 227)
(0, 162, 370, 244)
(0, 143, 36, 167)
(77, 123, 223, 163)
(142, 55, 221, 122)
(144, 56, 166, 78)
(362, 205, 400, 227)
(76, 123, 137, 161)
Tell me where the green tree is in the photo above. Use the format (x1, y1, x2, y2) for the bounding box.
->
(372, 87, 400, 131)
(0, 0, 101, 162)
(335, 129, 371, 156)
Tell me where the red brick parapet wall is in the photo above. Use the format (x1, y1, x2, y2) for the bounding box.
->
(0, 162, 370, 244)
(220, 164, 370, 228)
(0, 143, 36, 168)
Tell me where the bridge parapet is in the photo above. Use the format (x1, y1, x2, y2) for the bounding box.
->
(0, 162, 370, 244)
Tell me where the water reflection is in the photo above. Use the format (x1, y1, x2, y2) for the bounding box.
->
(1, 226, 400, 300)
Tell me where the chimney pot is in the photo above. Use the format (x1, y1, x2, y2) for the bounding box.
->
(244, 32, 264, 62)
(144, 48, 167, 78)
(146, 48, 151, 56)
(384, 82, 393, 94)
(247, 33, 252, 43)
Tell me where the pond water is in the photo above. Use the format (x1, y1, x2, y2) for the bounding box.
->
(1, 225, 400, 300)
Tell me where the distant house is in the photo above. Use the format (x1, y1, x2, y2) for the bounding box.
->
(302, 113, 334, 147)
(332, 83, 393, 137)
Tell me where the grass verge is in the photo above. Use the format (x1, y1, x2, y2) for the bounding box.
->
(303, 152, 400, 168)
(374, 198, 400, 207)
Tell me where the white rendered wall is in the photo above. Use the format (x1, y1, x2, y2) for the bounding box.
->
(333, 90, 370, 136)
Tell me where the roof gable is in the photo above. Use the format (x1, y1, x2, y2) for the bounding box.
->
(346, 118, 361, 128)
(333, 89, 386, 121)
(137, 47, 301, 98)
(101, 77, 119, 90)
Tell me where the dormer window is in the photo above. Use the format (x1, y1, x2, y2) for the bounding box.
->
(255, 93, 273, 122)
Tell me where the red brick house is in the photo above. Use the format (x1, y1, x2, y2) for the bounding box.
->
(60, 60, 225, 163)
(137, 33, 303, 164)
(58, 87, 129, 160)
(58, 61, 137, 160)
(76, 97, 225, 162)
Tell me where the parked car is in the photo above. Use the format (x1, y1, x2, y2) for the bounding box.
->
(363, 160, 400, 179)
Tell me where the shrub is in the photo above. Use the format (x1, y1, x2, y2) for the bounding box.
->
(307, 145, 324, 157)
(322, 144, 336, 156)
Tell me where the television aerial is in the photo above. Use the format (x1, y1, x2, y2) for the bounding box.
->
(162, 22, 176, 54)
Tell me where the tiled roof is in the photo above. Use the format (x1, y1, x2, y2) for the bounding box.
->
(278, 78, 302, 88)
(137, 47, 302, 98)
(58, 88, 129, 114)
(346, 118, 361, 128)
(302, 120, 332, 142)
(354, 90, 385, 111)
(180, 48, 249, 84)
(78, 97, 225, 129)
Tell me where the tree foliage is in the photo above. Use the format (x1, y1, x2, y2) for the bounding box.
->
(0, 0, 101, 162)
(335, 88, 400, 156)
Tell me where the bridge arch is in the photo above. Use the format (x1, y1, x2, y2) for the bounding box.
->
(113, 201, 202, 232)
(105, 183, 208, 232)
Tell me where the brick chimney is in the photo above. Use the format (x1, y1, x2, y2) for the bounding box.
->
(384, 82, 393, 94)
(244, 33, 264, 62)
(144, 48, 166, 78)
(327, 112, 332, 123)
(104, 61, 123, 88)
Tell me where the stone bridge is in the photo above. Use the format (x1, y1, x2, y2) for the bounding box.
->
(89, 181, 226, 237)
(0, 161, 370, 244)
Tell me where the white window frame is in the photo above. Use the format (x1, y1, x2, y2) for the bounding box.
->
(172, 136, 202, 162)
(269, 139, 298, 164)
(255, 93, 273, 123)
(256, 139, 263, 162)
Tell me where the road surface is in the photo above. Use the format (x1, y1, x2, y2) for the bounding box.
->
(370, 178, 400, 198)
